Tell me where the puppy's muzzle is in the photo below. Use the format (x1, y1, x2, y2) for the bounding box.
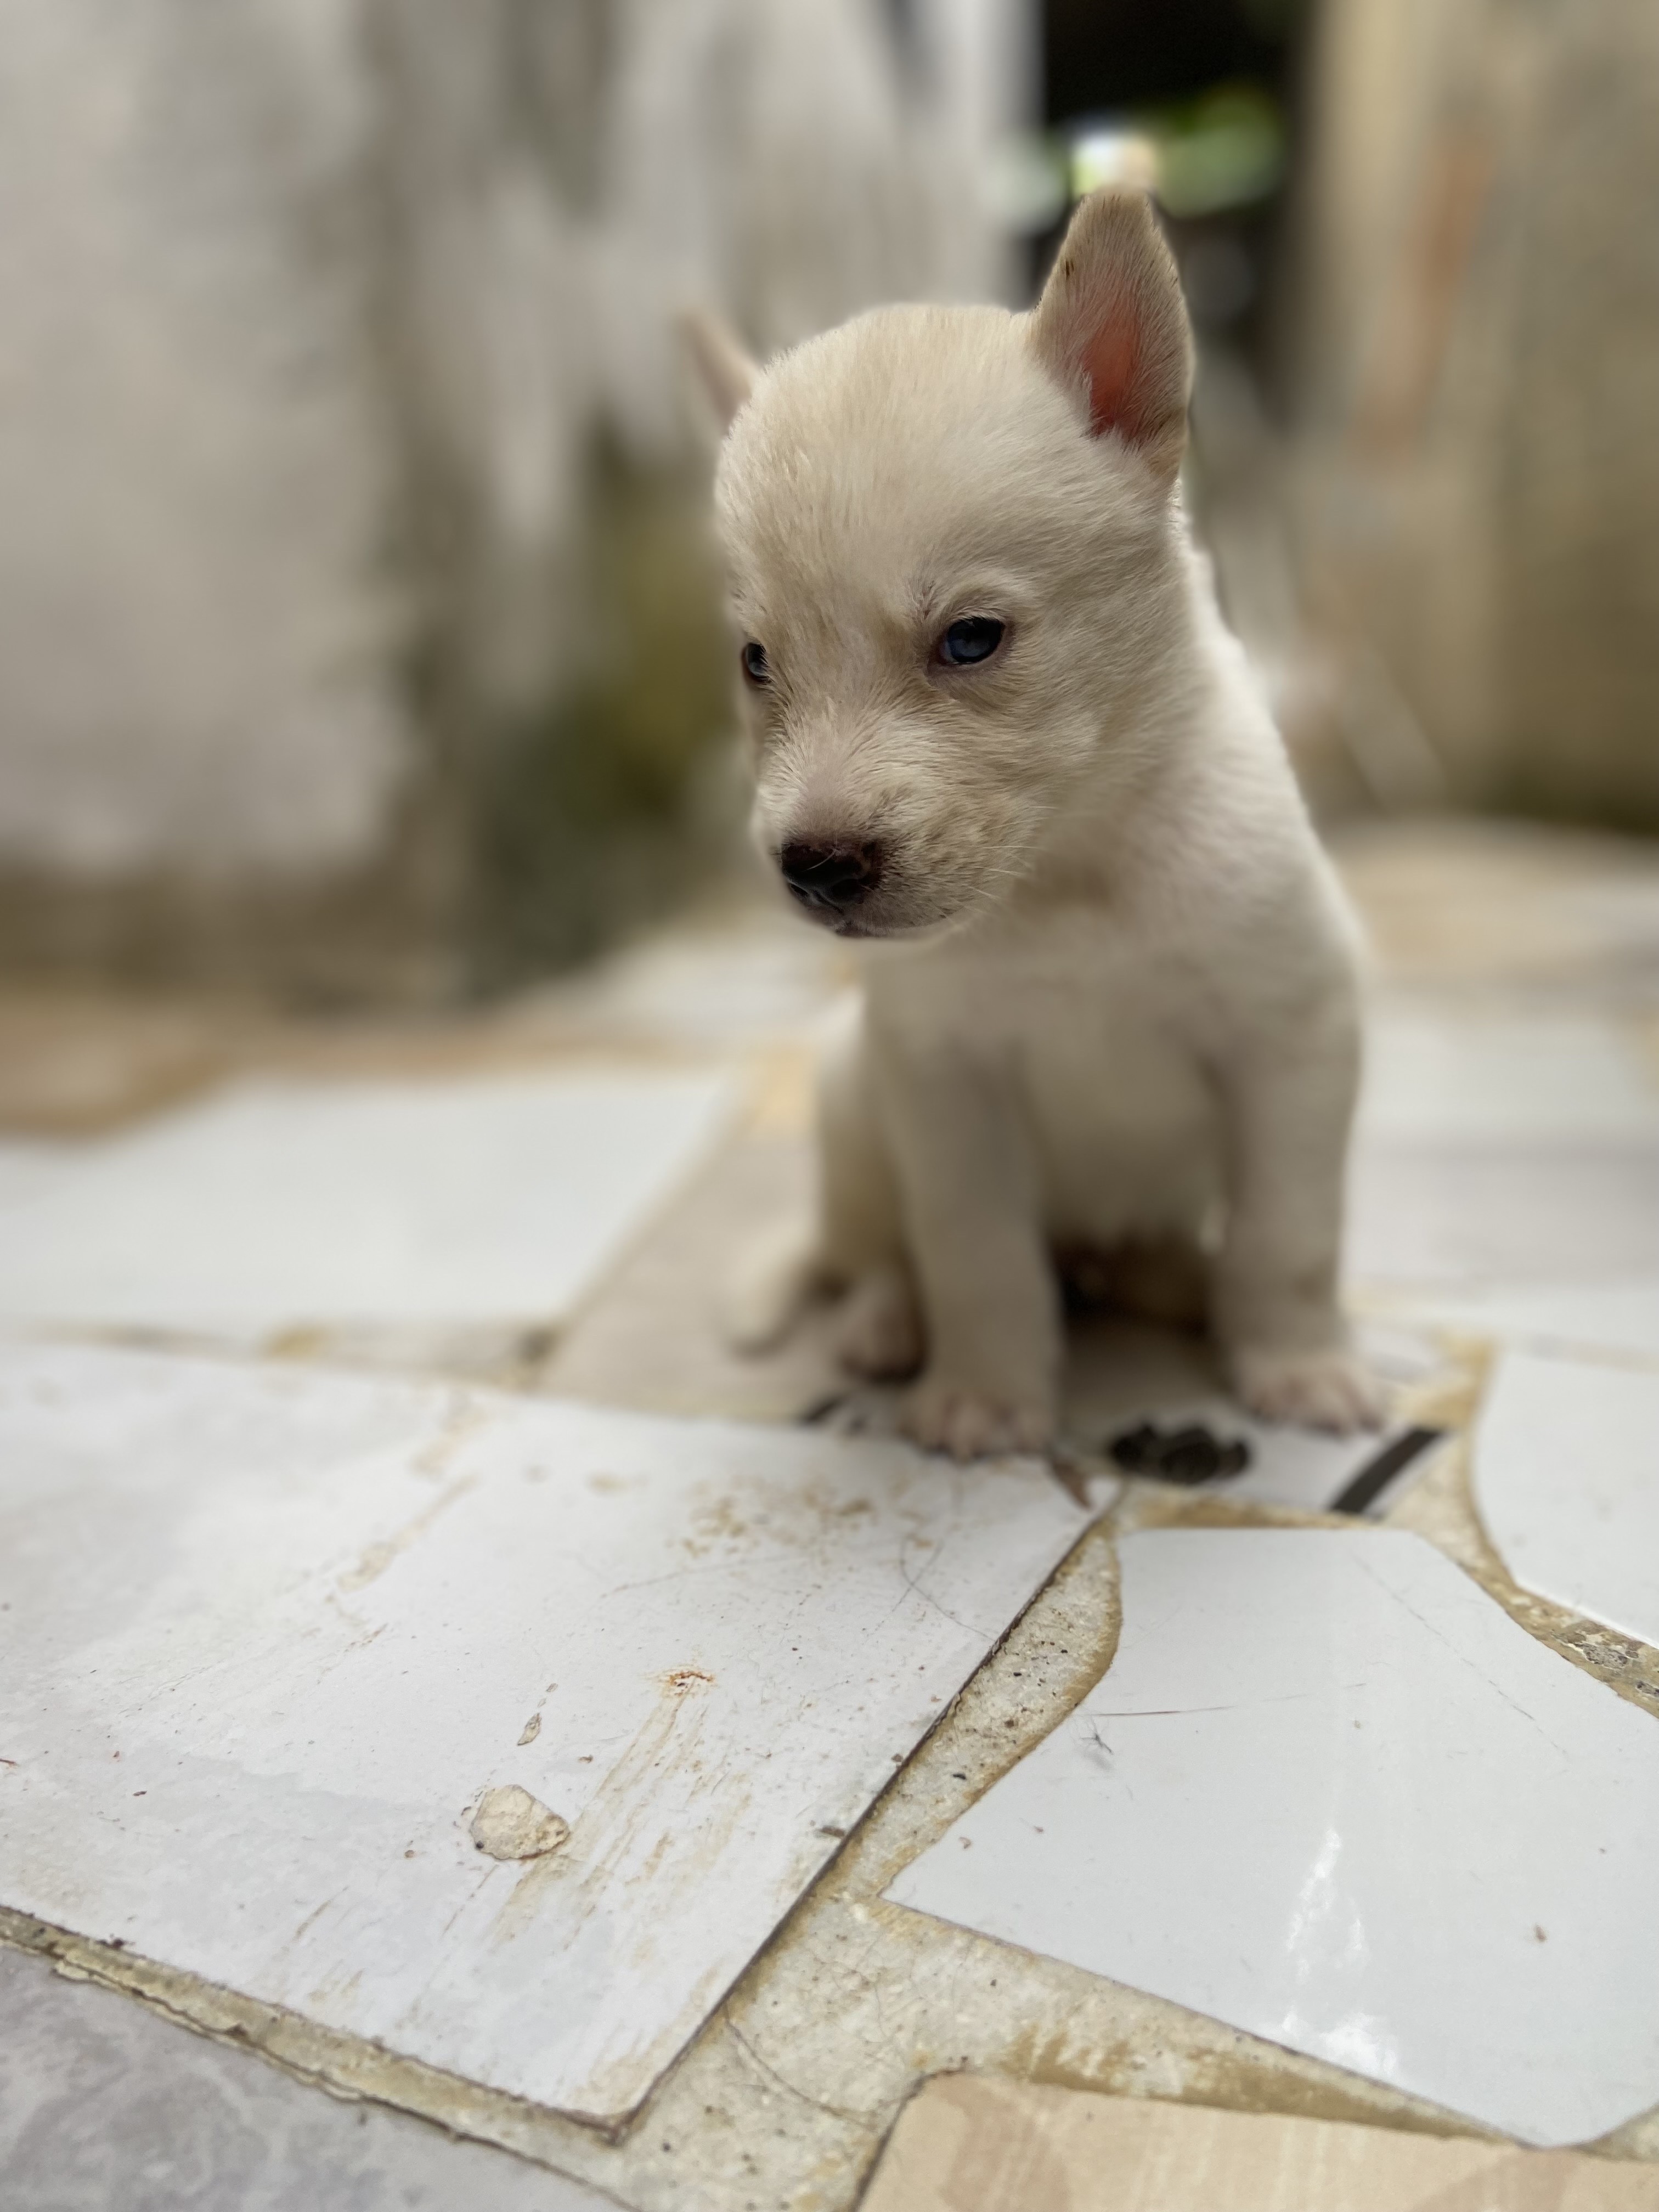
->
(779, 839, 884, 919)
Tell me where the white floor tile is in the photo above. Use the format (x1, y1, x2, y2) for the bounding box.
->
(1360, 1011, 1659, 1146)
(0, 1339, 1091, 2125)
(1402, 1277, 1659, 1364)
(0, 1069, 734, 1336)
(1474, 1349, 1659, 1650)
(885, 1527, 1659, 2146)
(531, 918, 848, 1049)
(1348, 1145, 1659, 1288)
(0, 1141, 75, 1217)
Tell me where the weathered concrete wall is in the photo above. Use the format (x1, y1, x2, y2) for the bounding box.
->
(0, 0, 1019, 992)
(0, 1, 403, 879)
(1282, 0, 1659, 830)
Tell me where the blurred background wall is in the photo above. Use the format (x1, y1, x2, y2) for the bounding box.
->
(0, 0, 1025, 996)
(0, 0, 1652, 1001)
(1284, 0, 1659, 831)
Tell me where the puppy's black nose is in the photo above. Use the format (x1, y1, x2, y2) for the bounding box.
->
(780, 840, 883, 913)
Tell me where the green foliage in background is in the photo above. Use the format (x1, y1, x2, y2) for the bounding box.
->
(1149, 84, 1285, 218)
(469, 444, 737, 987)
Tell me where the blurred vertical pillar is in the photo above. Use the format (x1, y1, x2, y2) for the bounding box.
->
(1283, 0, 1659, 829)
(0, 3, 415, 980)
(359, 0, 612, 985)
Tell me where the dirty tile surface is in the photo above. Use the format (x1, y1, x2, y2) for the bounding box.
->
(0, 1069, 735, 1338)
(793, 1321, 1445, 1520)
(1084, 1396, 1444, 1517)
(1474, 1348, 1659, 1650)
(885, 1527, 1659, 2146)
(0, 1338, 1090, 2128)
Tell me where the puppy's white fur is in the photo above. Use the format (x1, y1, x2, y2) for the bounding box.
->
(693, 190, 1381, 1458)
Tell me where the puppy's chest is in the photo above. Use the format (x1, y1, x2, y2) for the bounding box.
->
(883, 921, 1218, 1135)
(901, 926, 1222, 1235)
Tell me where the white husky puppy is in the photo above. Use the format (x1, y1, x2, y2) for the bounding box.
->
(686, 188, 1382, 1459)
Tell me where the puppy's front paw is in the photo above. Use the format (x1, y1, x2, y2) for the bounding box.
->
(1232, 1342, 1386, 1434)
(902, 1374, 1054, 1460)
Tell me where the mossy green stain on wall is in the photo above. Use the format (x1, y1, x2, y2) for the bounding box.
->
(470, 445, 737, 986)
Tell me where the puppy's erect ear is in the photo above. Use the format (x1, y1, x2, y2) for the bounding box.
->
(679, 306, 760, 433)
(1029, 189, 1192, 482)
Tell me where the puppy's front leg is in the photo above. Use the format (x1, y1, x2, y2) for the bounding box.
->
(1212, 1006, 1384, 1433)
(873, 1042, 1059, 1459)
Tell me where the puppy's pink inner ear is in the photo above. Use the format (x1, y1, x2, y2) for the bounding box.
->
(1032, 192, 1190, 475)
(1080, 308, 1147, 442)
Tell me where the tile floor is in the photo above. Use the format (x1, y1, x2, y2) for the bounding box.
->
(860, 2077, 1659, 2211)
(0, 1946, 619, 2212)
(2, 822, 1658, 2211)
(0, 1067, 735, 1340)
(887, 1527, 1659, 2146)
(1474, 1349, 1659, 1649)
(0, 1340, 1087, 2129)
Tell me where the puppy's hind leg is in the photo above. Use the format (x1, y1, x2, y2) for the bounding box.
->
(835, 1261, 923, 1379)
(721, 1211, 825, 1353)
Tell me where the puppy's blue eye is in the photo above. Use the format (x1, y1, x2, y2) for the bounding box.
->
(936, 616, 1006, 667)
(741, 641, 770, 686)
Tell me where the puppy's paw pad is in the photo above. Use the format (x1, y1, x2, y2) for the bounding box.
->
(901, 1378, 1054, 1460)
(836, 1278, 923, 1380)
(1233, 1344, 1386, 1434)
